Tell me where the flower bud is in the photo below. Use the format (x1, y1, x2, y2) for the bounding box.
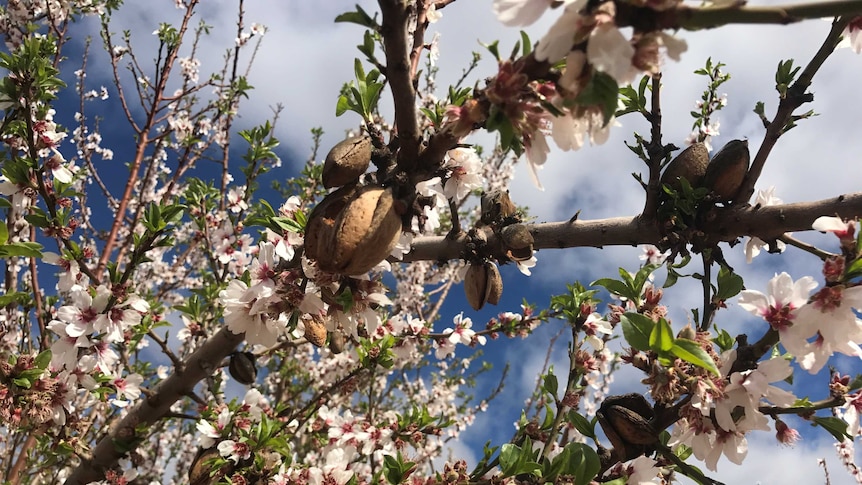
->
(323, 135, 372, 188)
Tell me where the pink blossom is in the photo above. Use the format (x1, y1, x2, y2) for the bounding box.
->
(219, 278, 283, 347)
(587, 24, 637, 85)
(639, 245, 669, 265)
(738, 272, 817, 356)
(111, 371, 144, 407)
(443, 147, 484, 201)
(196, 408, 232, 448)
(218, 439, 251, 463)
(745, 187, 787, 263)
(535, 0, 589, 62)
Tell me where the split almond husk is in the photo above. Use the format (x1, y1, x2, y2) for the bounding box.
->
(464, 261, 503, 311)
(304, 183, 358, 263)
(306, 185, 402, 275)
(304, 317, 327, 347)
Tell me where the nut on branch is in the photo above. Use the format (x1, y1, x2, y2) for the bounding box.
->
(660, 142, 709, 191)
(228, 351, 257, 385)
(304, 317, 328, 347)
(500, 223, 534, 262)
(464, 261, 503, 311)
(305, 184, 402, 275)
(597, 393, 658, 463)
(480, 189, 517, 226)
(703, 139, 750, 202)
(323, 135, 372, 188)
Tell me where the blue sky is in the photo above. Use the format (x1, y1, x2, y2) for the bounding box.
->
(24, 0, 862, 483)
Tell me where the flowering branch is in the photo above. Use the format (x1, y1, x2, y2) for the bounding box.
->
(65, 328, 245, 485)
(403, 192, 862, 263)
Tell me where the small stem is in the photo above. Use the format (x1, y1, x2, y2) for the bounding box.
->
(642, 73, 664, 220)
(779, 234, 837, 260)
(699, 252, 713, 332)
(760, 396, 845, 416)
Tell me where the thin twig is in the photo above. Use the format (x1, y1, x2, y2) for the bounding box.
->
(779, 234, 837, 260)
(735, 16, 850, 205)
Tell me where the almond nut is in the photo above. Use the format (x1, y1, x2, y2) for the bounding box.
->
(304, 317, 327, 347)
(660, 142, 708, 191)
(331, 186, 402, 274)
(323, 135, 372, 188)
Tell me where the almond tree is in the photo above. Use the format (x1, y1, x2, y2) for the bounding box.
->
(0, 1, 861, 485)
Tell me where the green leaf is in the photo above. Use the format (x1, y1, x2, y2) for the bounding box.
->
(541, 403, 555, 430)
(334, 5, 376, 28)
(845, 257, 862, 279)
(0, 291, 29, 306)
(34, 350, 52, 370)
(480, 40, 500, 61)
(649, 318, 675, 353)
(620, 313, 654, 352)
(715, 266, 744, 300)
(813, 416, 851, 442)
(0, 241, 43, 258)
(0, 222, 7, 245)
(24, 213, 50, 228)
(566, 411, 596, 439)
(712, 327, 735, 352)
(498, 443, 520, 475)
(519, 31, 532, 57)
(335, 95, 351, 116)
(671, 338, 719, 375)
(543, 372, 558, 397)
(592, 278, 637, 303)
(664, 267, 680, 288)
(565, 443, 600, 485)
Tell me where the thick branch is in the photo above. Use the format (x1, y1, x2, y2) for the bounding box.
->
(403, 192, 862, 263)
(379, 0, 422, 171)
(615, 0, 862, 31)
(65, 328, 244, 485)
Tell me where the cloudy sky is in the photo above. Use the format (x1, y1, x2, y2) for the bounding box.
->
(76, 1, 862, 483)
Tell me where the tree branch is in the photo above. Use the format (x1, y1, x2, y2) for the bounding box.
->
(379, 0, 422, 171)
(736, 16, 850, 205)
(65, 328, 245, 485)
(615, 0, 862, 31)
(402, 192, 862, 263)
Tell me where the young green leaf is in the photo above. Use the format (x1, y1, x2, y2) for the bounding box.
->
(620, 313, 654, 352)
(649, 318, 675, 353)
(670, 338, 719, 375)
